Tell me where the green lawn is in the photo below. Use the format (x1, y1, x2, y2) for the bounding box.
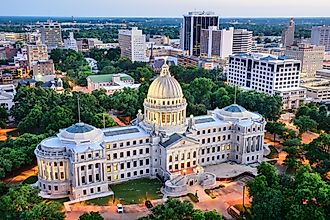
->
(266, 145, 279, 159)
(22, 175, 38, 184)
(111, 178, 163, 205)
(85, 195, 114, 206)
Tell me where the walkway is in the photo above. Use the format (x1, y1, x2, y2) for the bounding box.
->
(3, 165, 38, 185)
(110, 114, 126, 127)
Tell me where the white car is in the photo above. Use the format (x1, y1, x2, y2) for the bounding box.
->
(117, 204, 124, 213)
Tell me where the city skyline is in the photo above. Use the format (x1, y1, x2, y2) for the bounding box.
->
(2, 0, 330, 17)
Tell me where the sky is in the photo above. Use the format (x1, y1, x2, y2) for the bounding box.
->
(3, 0, 330, 17)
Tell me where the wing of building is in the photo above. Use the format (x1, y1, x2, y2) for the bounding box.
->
(35, 64, 266, 200)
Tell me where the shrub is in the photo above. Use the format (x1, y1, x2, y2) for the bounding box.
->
(187, 193, 199, 203)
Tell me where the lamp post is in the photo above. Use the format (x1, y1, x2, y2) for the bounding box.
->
(242, 185, 246, 210)
(195, 189, 198, 197)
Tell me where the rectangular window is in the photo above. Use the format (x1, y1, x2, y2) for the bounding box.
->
(96, 174, 100, 181)
(146, 159, 149, 165)
(134, 161, 137, 167)
(97, 187, 101, 192)
(113, 153, 117, 159)
(127, 162, 131, 168)
(139, 149, 143, 154)
(146, 148, 150, 154)
(140, 160, 143, 166)
(120, 152, 124, 158)
(133, 150, 137, 156)
(127, 172, 131, 177)
(120, 163, 124, 169)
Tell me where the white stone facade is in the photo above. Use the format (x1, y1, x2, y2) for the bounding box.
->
(36, 64, 266, 200)
(228, 53, 305, 110)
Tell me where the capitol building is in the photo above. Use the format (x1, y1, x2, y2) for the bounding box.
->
(35, 64, 266, 200)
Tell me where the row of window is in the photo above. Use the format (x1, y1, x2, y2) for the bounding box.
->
(80, 163, 100, 171)
(108, 169, 150, 181)
(197, 127, 230, 135)
(107, 147, 150, 160)
(80, 152, 100, 160)
(169, 160, 197, 170)
(81, 173, 101, 185)
(83, 187, 102, 195)
(105, 138, 150, 149)
(200, 135, 231, 144)
(108, 159, 150, 172)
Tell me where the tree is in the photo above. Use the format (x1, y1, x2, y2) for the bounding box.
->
(293, 115, 318, 135)
(140, 199, 223, 220)
(110, 88, 140, 117)
(265, 122, 286, 144)
(305, 134, 330, 178)
(99, 66, 117, 75)
(79, 212, 104, 220)
(0, 106, 8, 128)
(0, 185, 65, 220)
(247, 163, 330, 220)
(90, 113, 117, 128)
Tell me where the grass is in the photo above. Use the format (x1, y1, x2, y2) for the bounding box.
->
(110, 178, 163, 205)
(233, 204, 253, 220)
(85, 195, 114, 206)
(22, 175, 38, 184)
(266, 145, 279, 159)
(187, 193, 199, 203)
(204, 189, 217, 199)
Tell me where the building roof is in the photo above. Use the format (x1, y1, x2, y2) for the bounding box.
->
(223, 104, 247, 113)
(87, 73, 134, 83)
(66, 123, 94, 133)
(160, 133, 198, 148)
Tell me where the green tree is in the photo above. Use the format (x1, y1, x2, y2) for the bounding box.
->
(265, 122, 286, 144)
(90, 113, 117, 128)
(99, 66, 117, 75)
(305, 134, 330, 177)
(110, 88, 140, 117)
(0, 185, 65, 220)
(79, 211, 104, 220)
(293, 115, 318, 135)
(0, 106, 8, 128)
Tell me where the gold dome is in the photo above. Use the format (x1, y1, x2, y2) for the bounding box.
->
(147, 64, 183, 100)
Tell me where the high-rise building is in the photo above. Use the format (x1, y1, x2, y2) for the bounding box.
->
(311, 26, 330, 51)
(200, 27, 233, 59)
(282, 18, 295, 48)
(228, 53, 306, 110)
(182, 11, 219, 56)
(284, 43, 325, 78)
(64, 32, 78, 51)
(40, 21, 63, 51)
(26, 41, 49, 68)
(118, 27, 147, 62)
(232, 29, 253, 54)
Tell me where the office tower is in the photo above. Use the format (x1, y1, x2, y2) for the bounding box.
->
(284, 43, 325, 78)
(40, 21, 63, 51)
(311, 26, 330, 51)
(182, 11, 219, 56)
(64, 32, 78, 51)
(118, 27, 147, 62)
(232, 29, 253, 54)
(282, 18, 295, 48)
(200, 27, 233, 59)
(26, 41, 49, 68)
(228, 53, 306, 110)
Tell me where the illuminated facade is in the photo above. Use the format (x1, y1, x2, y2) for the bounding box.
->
(35, 64, 266, 199)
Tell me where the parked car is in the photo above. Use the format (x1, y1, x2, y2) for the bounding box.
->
(117, 204, 124, 213)
(145, 200, 153, 209)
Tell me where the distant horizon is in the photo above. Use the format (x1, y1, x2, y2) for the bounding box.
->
(1, 15, 330, 19)
(2, 0, 330, 18)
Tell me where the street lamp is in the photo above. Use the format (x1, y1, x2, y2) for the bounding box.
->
(195, 190, 198, 197)
(242, 185, 246, 210)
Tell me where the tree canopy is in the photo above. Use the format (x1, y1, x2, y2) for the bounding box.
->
(247, 162, 330, 220)
(79, 211, 104, 220)
(0, 184, 65, 220)
(140, 198, 223, 220)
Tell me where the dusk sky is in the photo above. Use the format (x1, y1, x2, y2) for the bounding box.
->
(3, 0, 330, 17)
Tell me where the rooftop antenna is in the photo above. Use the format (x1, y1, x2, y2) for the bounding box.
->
(77, 96, 81, 123)
(234, 86, 237, 104)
